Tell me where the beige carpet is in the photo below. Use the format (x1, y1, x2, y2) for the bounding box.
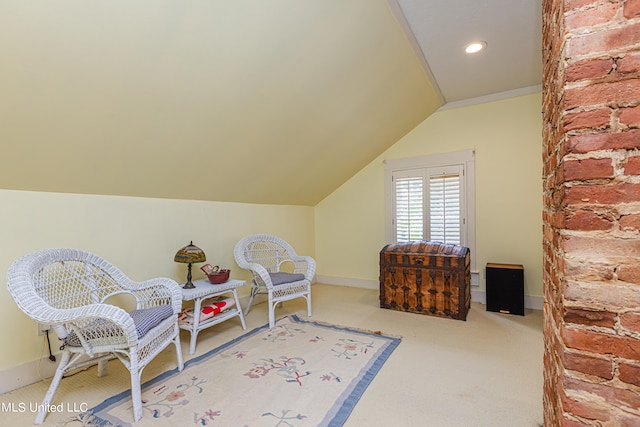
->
(81, 315, 399, 426)
(0, 284, 543, 426)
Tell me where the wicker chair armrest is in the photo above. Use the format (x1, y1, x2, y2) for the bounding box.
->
(290, 255, 317, 281)
(245, 263, 275, 289)
(42, 304, 137, 355)
(48, 302, 127, 321)
(71, 303, 134, 325)
(114, 277, 183, 314)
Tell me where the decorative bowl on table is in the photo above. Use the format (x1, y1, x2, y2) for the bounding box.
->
(207, 269, 230, 284)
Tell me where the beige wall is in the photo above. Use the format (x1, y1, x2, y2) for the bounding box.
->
(0, 189, 314, 370)
(315, 93, 543, 299)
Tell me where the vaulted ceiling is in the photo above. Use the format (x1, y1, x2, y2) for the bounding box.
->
(0, 1, 541, 206)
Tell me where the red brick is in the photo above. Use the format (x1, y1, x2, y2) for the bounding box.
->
(565, 210, 615, 230)
(562, 391, 612, 421)
(551, 210, 566, 228)
(624, 0, 640, 19)
(565, 79, 640, 110)
(565, 58, 615, 82)
(564, 350, 614, 379)
(564, 307, 616, 328)
(565, 377, 640, 410)
(618, 52, 640, 74)
(564, 108, 611, 131)
(566, 22, 640, 58)
(566, 2, 619, 30)
(617, 264, 640, 284)
(620, 105, 640, 127)
(618, 413, 640, 427)
(619, 362, 640, 387)
(563, 327, 640, 359)
(620, 312, 640, 334)
(563, 158, 614, 180)
(620, 213, 640, 231)
(555, 163, 566, 186)
(565, 183, 640, 205)
(567, 130, 640, 153)
(624, 156, 640, 175)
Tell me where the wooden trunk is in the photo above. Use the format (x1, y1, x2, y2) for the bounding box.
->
(379, 241, 471, 321)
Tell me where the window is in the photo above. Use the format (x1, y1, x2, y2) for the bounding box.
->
(385, 150, 476, 272)
(393, 165, 464, 245)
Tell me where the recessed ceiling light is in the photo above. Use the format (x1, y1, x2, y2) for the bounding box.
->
(465, 41, 487, 54)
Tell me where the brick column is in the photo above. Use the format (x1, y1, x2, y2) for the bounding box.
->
(542, 0, 640, 425)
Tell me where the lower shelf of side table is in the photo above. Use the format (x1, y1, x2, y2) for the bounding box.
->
(179, 307, 242, 334)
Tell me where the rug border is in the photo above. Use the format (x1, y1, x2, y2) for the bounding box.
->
(83, 315, 401, 427)
(302, 316, 401, 427)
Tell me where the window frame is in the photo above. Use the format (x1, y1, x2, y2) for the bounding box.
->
(384, 150, 476, 274)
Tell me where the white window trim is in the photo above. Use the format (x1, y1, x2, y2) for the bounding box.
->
(384, 150, 476, 275)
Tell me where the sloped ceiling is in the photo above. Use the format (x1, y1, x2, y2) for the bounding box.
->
(0, 0, 441, 206)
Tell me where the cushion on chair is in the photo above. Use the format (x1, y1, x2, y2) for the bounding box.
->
(269, 272, 306, 286)
(129, 304, 174, 338)
(63, 304, 174, 347)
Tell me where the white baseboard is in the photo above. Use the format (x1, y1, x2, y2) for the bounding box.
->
(0, 351, 59, 395)
(526, 294, 544, 310)
(316, 275, 378, 289)
(471, 288, 487, 304)
(316, 275, 543, 310)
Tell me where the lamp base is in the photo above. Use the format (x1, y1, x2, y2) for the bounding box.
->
(182, 263, 196, 289)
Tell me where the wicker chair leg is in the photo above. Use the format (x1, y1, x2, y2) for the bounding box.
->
(306, 293, 312, 318)
(131, 369, 143, 422)
(174, 334, 184, 371)
(97, 358, 109, 377)
(35, 351, 71, 424)
(268, 299, 276, 328)
(244, 282, 259, 316)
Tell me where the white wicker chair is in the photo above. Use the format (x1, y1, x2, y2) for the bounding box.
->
(234, 234, 316, 328)
(6, 248, 184, 424)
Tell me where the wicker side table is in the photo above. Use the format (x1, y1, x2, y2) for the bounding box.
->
(179, 278, 247, 354)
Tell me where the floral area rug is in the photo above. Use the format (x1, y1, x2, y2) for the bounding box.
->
(81, 315, 400, 426)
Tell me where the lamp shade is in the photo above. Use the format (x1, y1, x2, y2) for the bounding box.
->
(174, 241, 206, 264)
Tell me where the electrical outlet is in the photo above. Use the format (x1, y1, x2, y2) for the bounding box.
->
(37, 322, 51, 336)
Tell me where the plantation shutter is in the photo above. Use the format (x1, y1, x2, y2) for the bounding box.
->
(394, 174, 424, 241)
(392, 165, 464, 244)
(393, 169, 426, 242)
(428, 171, 461, 245)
